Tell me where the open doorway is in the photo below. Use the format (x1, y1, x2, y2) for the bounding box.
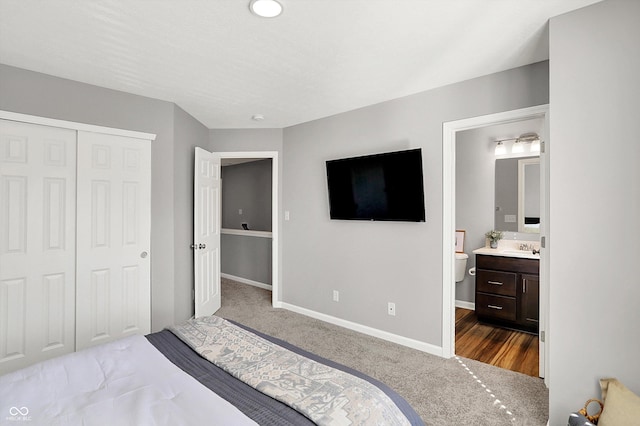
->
(455, 119, 543, 377)
(218, 152, 280, 306)
(441, 105, 549, 382)
(220, 157, 273, 289)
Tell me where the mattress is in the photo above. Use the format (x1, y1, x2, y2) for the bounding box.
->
(0, 334, 256, 425)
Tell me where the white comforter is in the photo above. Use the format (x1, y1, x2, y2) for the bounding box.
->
(0, 335, 257, 426)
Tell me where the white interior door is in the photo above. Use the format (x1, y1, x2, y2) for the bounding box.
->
(76, 131, 151, 350)
(194, 147, 221, 317)
(0, 120, 76, 374)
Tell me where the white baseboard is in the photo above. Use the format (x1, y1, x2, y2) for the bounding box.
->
(221, 273, 272, 291)
(455, 300, 475, 310)
(275, 301, 444, 358)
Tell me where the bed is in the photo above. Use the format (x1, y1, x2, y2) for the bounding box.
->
(0, 315, 424, 425)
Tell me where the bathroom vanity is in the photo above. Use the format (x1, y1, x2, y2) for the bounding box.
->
(473, 248, 539, 333)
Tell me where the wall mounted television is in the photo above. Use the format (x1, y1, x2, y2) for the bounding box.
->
(326, 148, 426, 222)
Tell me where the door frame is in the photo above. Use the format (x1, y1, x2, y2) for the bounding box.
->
(441, 104, 549, 382)
(217, 151, 280, 306)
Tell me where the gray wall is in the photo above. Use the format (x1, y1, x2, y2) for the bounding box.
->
(221, 234, 272, 285)
(173, 105, 210, 321)
(0, 64, 208, 331)
(209, 129, 283, 153)
(222, 159, 272, 231)
(455, 130, 495, 303)
(282, 62, 549, 343)
(549, 0, 640, 423)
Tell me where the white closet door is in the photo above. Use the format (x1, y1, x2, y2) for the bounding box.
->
(76, 131, 151, 350)
(0, 120, 77, 375)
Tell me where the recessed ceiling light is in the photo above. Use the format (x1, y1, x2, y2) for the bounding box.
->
(252, 114, 265, 121)
(249, 0, 283, 18)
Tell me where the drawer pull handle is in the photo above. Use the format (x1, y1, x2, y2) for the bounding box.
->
(488, 281, 503, 286)
(487, 304, 503, 310)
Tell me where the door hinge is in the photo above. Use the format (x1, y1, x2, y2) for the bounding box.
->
(540, 141, 545, 154)
(540, 330, 545, 343)
(541, 236, 546, 248)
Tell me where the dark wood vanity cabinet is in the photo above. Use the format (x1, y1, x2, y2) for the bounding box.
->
(475, 255, 539, 333)
(519, 273, 539, 328)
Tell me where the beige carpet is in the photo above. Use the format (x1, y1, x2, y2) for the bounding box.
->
(216, 278, 549, 426)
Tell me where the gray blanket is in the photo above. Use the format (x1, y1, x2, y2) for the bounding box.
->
(170, 315, 420, 426)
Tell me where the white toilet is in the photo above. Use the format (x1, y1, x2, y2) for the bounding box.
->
(455, 252, 469, 282)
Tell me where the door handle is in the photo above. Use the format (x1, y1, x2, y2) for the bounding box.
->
(191, 244, 197, 249)
(140, 251, 148, 258)
(487, 305, 503, 310)
(199, 243, 206, 249)
(488, 281, 503, 286)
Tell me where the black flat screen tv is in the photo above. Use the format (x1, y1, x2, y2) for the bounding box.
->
(326, 148, 426, 222)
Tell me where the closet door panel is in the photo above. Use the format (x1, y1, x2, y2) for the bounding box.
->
(0, 120, 76, 375)
(76, 131, 150, 350)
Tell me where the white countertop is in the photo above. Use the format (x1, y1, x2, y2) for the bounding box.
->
(472, 240, 540, 260)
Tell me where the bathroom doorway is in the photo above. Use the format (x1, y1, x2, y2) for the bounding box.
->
(441, 105, 549, 382)
(454, 118, 543, 377)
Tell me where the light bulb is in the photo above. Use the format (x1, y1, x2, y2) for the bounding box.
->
(512, 141, 524, 154)
(250, 0, 283, 18)
(530, 139, 540, 153)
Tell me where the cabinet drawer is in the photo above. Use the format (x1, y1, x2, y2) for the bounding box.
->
(476, 269, 516, 297)
(476, 293, 517, 322)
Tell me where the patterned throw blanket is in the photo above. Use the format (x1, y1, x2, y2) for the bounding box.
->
(170, 316, 412, 426)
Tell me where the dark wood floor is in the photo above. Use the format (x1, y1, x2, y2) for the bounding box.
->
(455, 308, 539, 377)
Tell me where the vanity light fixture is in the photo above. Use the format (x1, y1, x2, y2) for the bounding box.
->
(511, 140, 525, 154)
(495, 132, 541, 156)
(249, 0, 283, 18)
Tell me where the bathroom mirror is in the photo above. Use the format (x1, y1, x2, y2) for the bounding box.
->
(494, 156, 540, 233)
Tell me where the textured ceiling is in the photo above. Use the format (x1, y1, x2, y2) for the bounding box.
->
(0, 0, 600, 129)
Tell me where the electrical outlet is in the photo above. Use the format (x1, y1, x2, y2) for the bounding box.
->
(284, 211, 290, 221)
(388, 302, 396, 316)
(238, 208, 243, 215)
(333, 290, 339, 302)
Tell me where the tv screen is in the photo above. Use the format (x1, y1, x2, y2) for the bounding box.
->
(326, 148, 426, 222)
